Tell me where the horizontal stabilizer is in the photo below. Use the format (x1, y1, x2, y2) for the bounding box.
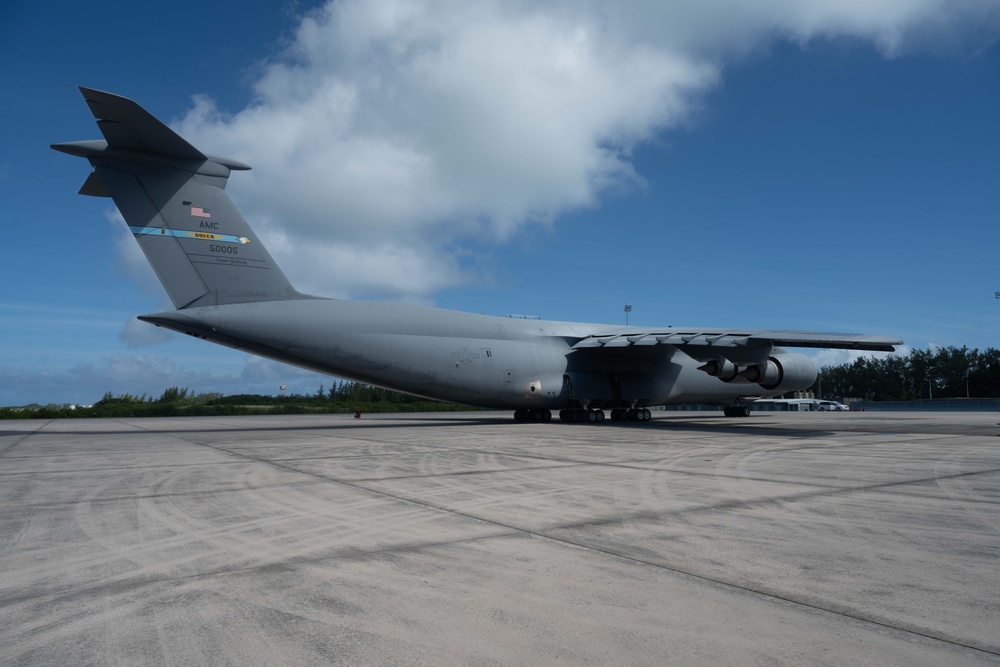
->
(80, 87, 206, 160)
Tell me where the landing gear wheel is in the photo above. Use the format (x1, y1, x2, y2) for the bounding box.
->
(515, 409, 552, 422)
(594, 409, 605, 423)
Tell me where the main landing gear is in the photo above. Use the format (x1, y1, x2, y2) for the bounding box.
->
(609, 408, 652, 422)
(558, 408, 604, 423)
(554, 408, 652, 423)
(513, 408, 552, 422)
(724, 405, 752, 417)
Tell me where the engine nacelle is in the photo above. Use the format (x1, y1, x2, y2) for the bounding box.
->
(739, 352, 817, 392)
(697, 358, 739, 381)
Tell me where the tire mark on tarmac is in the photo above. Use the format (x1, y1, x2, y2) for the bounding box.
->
(0, 420, 52, 457)
(109, 418, 1000, 659)
(2, 417, 973, 660)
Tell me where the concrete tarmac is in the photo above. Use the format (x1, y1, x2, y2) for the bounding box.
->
(1, 411, 998, 665)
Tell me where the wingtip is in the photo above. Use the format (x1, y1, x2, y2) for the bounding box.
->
(77, 86, 126, 108)
(78, 86, 122, 99)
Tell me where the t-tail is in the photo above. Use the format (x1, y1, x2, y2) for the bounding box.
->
(52, 87, 304, 309)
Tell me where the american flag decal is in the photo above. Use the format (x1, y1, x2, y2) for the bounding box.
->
(190, 206, 211, 218)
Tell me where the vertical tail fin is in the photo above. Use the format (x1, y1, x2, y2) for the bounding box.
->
(52, 87, 304, 308)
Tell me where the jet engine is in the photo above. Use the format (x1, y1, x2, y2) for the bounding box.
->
(738, 352, 816, 392)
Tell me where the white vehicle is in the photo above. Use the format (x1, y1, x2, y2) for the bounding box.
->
(815, 400, 850, 411)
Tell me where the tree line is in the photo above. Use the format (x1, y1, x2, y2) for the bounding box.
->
(0, 381, 474, 419)
(814, 346, 1000, 401)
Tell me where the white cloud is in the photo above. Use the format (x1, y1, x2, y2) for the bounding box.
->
(156, 0, 999, 300)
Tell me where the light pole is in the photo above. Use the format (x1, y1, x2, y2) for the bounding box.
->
(624, 304, 632, 325)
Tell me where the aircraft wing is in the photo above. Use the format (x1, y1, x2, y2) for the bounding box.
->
(571, 329, 902, 352)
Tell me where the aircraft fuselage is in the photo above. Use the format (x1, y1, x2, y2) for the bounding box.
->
(140, 299, 794, 410)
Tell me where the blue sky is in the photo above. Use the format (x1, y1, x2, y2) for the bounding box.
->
(2, 1, 998, 406)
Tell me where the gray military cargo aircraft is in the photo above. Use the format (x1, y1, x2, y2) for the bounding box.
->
(53, 88, 901, 423)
